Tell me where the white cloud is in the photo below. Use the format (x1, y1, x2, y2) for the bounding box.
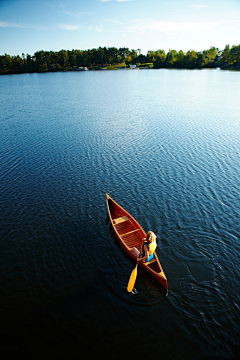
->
(128, 19, 218, 33)
(191, 4, 206, 8)
(0, 21, 25, 28)
(57, 23, 83, 30)
(102, 17, 123, 25)
(55, 17, 218, 35)
(56, 23, 104, 32)
(87, 25, 104, 32)
(58, 10, 90, 17)
(0, 21, 46, 30)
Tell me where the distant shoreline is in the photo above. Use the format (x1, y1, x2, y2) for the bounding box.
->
(1, 44, 239, 75)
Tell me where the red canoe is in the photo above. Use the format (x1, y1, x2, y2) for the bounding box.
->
(106, 194, 168, 290)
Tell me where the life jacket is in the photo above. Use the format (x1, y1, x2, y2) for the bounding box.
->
(141, 240, 157, 257)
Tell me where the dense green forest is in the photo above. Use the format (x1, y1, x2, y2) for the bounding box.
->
(0, 44, 240, 74)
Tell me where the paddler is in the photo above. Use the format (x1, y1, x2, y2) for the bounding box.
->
(130, 231, 157, 263)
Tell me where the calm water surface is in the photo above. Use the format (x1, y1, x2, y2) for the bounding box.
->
(0, 69, 240, 359)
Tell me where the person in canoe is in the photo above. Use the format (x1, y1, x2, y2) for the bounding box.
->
(130, 231, 157, 263)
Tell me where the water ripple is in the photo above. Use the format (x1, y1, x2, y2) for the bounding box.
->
(1, 70, 240, 359)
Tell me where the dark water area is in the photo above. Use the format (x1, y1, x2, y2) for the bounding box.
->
(0, 69, 240, 359)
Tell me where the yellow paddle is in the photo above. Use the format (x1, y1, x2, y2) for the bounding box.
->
(127, 263, 138, 292)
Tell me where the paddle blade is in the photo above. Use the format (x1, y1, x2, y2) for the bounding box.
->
(127, 264, 138, 292)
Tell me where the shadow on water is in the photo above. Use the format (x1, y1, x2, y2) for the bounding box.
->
(105, 214, 110, 225)
(0, 275, 119, 358)
(0, 272, 170, 359)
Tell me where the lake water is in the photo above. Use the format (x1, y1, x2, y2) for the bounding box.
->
(0, 69, 240, 359)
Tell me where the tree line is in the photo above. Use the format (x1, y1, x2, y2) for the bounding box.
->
(0, 44, 239, 74)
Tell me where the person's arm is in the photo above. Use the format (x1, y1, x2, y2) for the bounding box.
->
(137, 245, 149, 262)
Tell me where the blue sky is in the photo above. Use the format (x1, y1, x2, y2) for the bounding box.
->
(0, 0, 240, 56)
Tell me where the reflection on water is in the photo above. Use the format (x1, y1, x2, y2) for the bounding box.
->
(0, 70, 240, 359)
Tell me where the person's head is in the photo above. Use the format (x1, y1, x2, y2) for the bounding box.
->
(146, 231, 157, 243)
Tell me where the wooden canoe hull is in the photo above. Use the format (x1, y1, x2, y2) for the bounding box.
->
(106, 194, 168, 290)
